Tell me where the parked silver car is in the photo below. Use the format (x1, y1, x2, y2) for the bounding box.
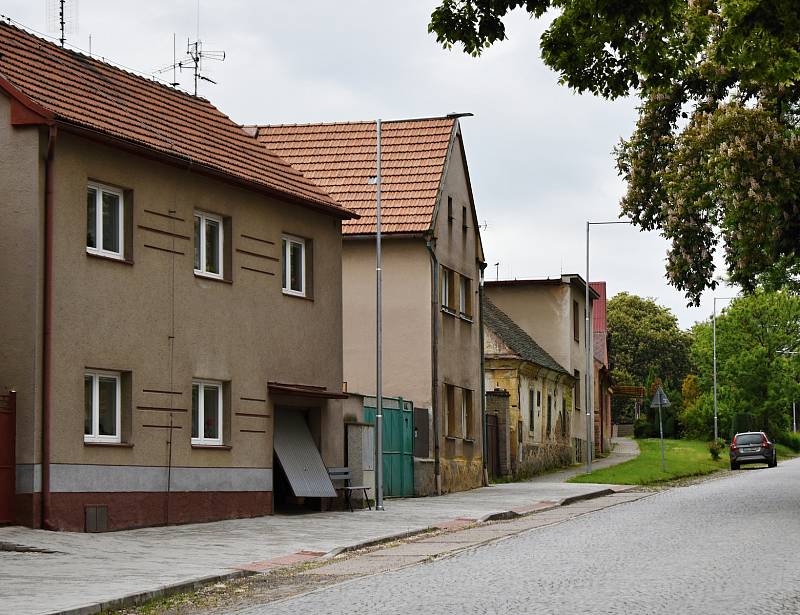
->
(729, 432, 777, 470)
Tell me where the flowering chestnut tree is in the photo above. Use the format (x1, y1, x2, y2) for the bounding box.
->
(430, 0, 800, 304)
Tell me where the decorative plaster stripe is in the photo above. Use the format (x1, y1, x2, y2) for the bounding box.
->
(16, 464, 41, 494)
(49, 464, 272, 493)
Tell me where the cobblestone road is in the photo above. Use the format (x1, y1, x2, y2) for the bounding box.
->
(244, 459, 800, 615)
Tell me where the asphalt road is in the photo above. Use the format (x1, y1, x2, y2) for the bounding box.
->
(242, 459, 800, 615)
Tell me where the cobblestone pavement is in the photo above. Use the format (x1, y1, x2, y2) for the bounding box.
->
(0, 480, 625, 615)
(241, 458, 800, 615)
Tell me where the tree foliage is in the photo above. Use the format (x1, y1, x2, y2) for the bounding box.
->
(607, 292, 691, 388)
(682, 289, 800, 438)
(606, 292, 691, 425)
(429, 1, 800, 304)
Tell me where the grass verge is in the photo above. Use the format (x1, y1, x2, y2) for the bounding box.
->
(568, 438, 729, 485)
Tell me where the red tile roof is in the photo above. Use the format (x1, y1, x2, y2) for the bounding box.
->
(255, 118, 456, 235)
(0, 22, 352, 218)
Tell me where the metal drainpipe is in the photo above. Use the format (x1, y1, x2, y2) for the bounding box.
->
(425, 236, 441, 495)
(42, 125, 57, 530)
(478, 261, 488, 486)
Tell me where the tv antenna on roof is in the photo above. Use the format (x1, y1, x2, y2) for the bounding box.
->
(155, 37, 225, 96)
(46, 0, 78, 47)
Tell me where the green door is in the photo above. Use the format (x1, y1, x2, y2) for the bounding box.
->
(364, 397, 414, 497)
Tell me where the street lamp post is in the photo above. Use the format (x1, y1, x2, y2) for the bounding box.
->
(712, 296, 736, 442)
(372, 119, 384, 511)
(585, 220, 630, 474)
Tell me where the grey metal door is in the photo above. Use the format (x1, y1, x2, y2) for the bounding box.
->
(273, 410, 336, 498)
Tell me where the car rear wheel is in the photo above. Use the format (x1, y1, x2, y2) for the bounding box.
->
(769, 454, 777, 468)
(731, 461, 739, 470)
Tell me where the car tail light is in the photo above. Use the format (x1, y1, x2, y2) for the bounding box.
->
(761, 435, 770, 448)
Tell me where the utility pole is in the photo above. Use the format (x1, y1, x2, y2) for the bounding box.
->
(374, 119, 384, 511)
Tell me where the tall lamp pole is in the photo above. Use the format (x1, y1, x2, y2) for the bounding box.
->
(712, 296, 736, 442)
(374, 119, 384, 511)
(585, 220, 630, 474)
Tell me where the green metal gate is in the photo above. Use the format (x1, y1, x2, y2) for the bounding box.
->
(364, 396, 414, 497)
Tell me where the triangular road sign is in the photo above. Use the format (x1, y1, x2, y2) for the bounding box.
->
(650, 386, 671, 408)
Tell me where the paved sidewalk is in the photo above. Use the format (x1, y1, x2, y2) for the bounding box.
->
(0, 480, 630, 615)
(528, 437, 640, 483)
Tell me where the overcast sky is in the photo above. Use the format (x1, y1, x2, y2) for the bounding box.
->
(2, 0, 738, 328)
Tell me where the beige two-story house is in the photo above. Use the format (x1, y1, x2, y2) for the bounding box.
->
(485, 275, 598, 462)
(0, 23, 354, 531)
(257, 117, 485, 495)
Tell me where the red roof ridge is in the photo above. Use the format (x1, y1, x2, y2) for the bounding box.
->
(0, 19, 356, 219)
(256, 118, 459, 235)
(255, 116, 457, 130)
(0, 19, 207, 104)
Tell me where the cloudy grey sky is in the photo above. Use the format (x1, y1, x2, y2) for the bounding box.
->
(2, 0, 737, 328)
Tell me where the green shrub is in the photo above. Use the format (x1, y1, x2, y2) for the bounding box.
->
(776, 431, 800, 453)
(634, 416, 657, 439)
(708, 438, 726, 461)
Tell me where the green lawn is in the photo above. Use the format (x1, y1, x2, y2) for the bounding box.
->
(569, 438, 730, 486)
(776, 443, 800, 460)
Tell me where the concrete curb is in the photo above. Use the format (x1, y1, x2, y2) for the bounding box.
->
(46, 485, 619, 615)
(49, 569, 255, 615)
(559, 488, 617, 506)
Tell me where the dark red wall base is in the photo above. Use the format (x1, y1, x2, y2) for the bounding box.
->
(14, 493, 41, 528)
(14, 491, 272, 532)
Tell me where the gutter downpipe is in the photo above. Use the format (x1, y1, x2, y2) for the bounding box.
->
(425, 235, 441, 495)
(42, 125, 57, 530)
(479, 261, 488, 486)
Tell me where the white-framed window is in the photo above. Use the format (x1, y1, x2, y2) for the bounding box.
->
(282, 235, 306, 296)
(194, 211, 224, 278)
(192, 380, 223, 445)
(441, 267, 449, 308)
(86, 183, 124, 259)
(84, 370, 121, 443)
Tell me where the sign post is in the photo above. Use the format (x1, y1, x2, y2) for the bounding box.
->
(650, 386, 671, 472)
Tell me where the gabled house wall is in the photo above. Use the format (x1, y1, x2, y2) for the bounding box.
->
(1, 98, 349, 531)
(430, 132, 483, 493)
(342, 237, 432, 407)
(0, 94, 44, 524)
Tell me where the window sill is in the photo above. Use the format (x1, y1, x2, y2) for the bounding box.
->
(282, 290, 313, 302)
(191, 444, 232, 450)
(441, 307, 457, 317)
(84, 441, 132, 448)
(87, 251, 133, 266)
(444, 435, 458, 442)
(459, 313, 473, 323)
(463, 437, 476, 444)
(194, 272, 232, 284)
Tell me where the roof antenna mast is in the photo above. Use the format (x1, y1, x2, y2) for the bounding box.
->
(153, 3, 225, 95)
(46, 0, 77, 47)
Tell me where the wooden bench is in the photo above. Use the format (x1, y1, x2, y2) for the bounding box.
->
(328, 467, 372, 512)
